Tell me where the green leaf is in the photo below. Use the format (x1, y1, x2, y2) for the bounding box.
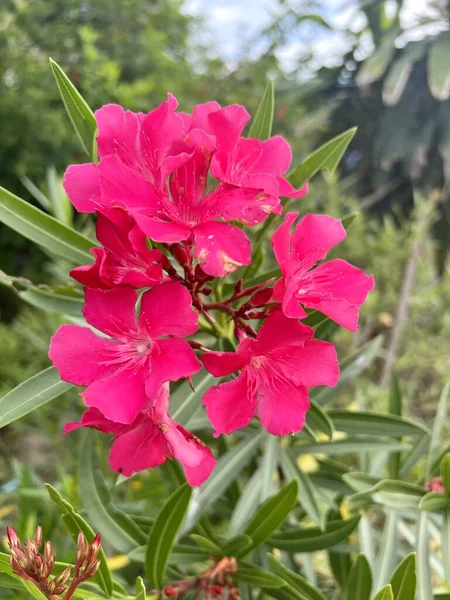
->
(383, 41, 427, 105)
(419, 492, 449, 512)
(45, 484, 113, 597)
(347, 480, 424, 512)
(228, 467, 263, 536)
(327, 410, 428, 437)
(442, 507, 450, 584)
(389, 553, 417, 600)
(241, 480, 298, 556)
(183, 431, 264, 531)
(235, 561, 286, 589)
(295, 438, 408, 457)
(374, 511, 397, 590)
(426, 382, 450, 478)
(170, 371, 215, 426)
(372, 585, 394, 600)
(20, 286, 83, 316)
(356, 36, 396, 86)
(440, 453, 450, 495)
(145, 483, 192, 588)
(222, 534, 253, 557)
(266, 554, 326, 600)
(79, 431, 146, 553)
(128, 544, 209, 565)
(345, 554, 372, 600)
(268, 516, 360, 552)
(417, 513, 433, 600)
(307, 401, 335, 439)
(248, 80, 274, 140)
(49, 58, 97, 157)
(189, 534, 222, 556)
(288, 127, 357, 189)
(278, 447, 323, 527)
(388, 374, 402, 479)
(261, 434, 278, 501)
(135, 577, 146, 600)
(0, 367, 72, 429)
(427, 31, 450, 101)
(0, 186, 95, 264)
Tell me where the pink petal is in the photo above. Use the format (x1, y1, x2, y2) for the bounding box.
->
(277, 178, 309, 199)
(82, 366, 148, 424)
(280, 273, 309, 319)
(211, 184, 280, 226)
(63, 164, 100, 213)
(138, 282, 198, 339)
(202, 345, 251, 377)
(95, 104, 142, 165)
(133, 213, 192, 243)
(271, 211, 299, 269)
(109, 417, 168, 475)
(70, 248, 108, 288)
(255, 311, 313, 353)
(170, 425, 216, 486)
(64, 407, 123, 434)
(257, 379, 309, 436)
(190, 101, 221, 131)
(291, 214, 347, 270)
(237, 136, 292, 176)
(49, 324, 118, 386)
(203, 372, 256, 436)
(193, 221, 251, 277)
(272, 339, 339, 388)
(146, 338, 202, 398)
(209, 105, 251, 179)
(83, 287, 138, 339)
(95, 208, 135, 254)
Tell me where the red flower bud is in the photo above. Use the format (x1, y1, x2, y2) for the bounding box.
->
(6, 526, 20, 550)
(171, 244, 190, 267)
(165, 585, 176, 596)
(248, 287, 272, 307)
(212, 584, 223, 596)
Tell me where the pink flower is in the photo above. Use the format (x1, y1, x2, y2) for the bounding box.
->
(71, 208, 163, 289)
(62, 95, 306, 277)
(202, 312, 339, 436)
(65, 384, 215, 486)
(49, 283, 201, 424)
(271, 212, 375, 331)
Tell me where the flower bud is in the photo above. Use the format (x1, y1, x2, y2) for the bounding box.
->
(33, 526, 43, 549)
(54, 565, 72, 586)
(6, 526, 20, 550)
(171, 244, 190, 267)
(248, 288, 272, 307)
(194, 264, 212, 282)
(165, 586, 176, 596)
(212, 585, 223, 596)
(425, 476, 445, 493)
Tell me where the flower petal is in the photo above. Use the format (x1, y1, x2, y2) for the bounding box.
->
(277, 177, 309, 199)
(257, 379, 309, 436)
(64, 407, 123, 434)
(193, 221, 251, 277)
(138, 282, 198, 339)
(63, 164, 100, 213)
(133, 213, 192, 243)
(169, 425, 216, 486)
(202, 345, 251, 377)
(190, 101, 221, 131)
(95, 104, 142, 165)
(70, 248, 108, 288)
(291, 213, 347, 269)
(237, 136, 292, 176)
(211, 184, 280, 226)
(82, 287, 138, 339)
(255, 311, 313, 353)
(49, 324, 119, 386)
(272, 339, 339, 388)
(203, 372, 256, 436)
(271, 211, 299, 269)
(146, 338, 201, 398)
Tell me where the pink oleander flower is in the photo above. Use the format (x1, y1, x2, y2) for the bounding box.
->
(65, 384, 215, 486)
(63, 94, 307, 277)
(271, 212, 375, 331)
(71, 208, 163, 289)
(202, 311, 339, 436)
(49, 282, 201, 423)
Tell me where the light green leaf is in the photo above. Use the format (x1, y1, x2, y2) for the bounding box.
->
(440, 453, 450, 495)
(419, 492, 449, 512)
(0, 186, 94, 264)
(0, 367, 72, 429)
(241, 480, 298, 557)
(288, 127, 357, 189)
(347, 480, 424, 512)
(183, 432, 264, 531)
(307, 401, 335, 439)
(268, 516, 360, 552)
(389, 552, 417, 600)
(234, 561, 286, 589)
(327, 410, 428, 437)
(49, 58, 97, 157)
(135, 577, 146, 600)
(295, 438, 408, 457)
(417, 513, 433, 600)
(356, 36, 396, 86)
(228, 468, 263, 536)
(248, 80, 274, 140)
(79, 432, 146, 553)
(20, 286, 83, 316)
(374, 511, 397, 590)
(222, 534, 253, 557)
(128, 544, 209, 565)
(442, 507, 450, 584)
(372, 585, 394, 600)
(426, 382, 450, 478)
(266, 554, 326, 600)
(427, 31, 450, 100)
(171, 371, 215, 426)
(145, 483, 192, 588)
(279, 447, 323, 527)
(45, 484, 113, 597)
(261, 434, 278, 501)
(388, 374, 402, 479)
(383, 41, 427, 105)
(47, 165, 73, 224)
(21, 175, 52, 211)
(345, 554, 372, 600)
(189, 534, 222, 556)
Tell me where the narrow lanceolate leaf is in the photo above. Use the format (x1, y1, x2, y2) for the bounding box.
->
(222, 534, 253, 557)
(45, 484, 113, 597)
(345, 554, 372, 600)
(261, 434, 278, 501)
(234, 562, 286, 589)
(427, 31, 450, 101)
(288, 127, 357, 189)
(0, 367, 72, 429)
(440, 453, 450, 495)
(442, 507, 450, 584)
(135, 577, 146, 600)
(307, 401, 335, 439)
(356, 35, 396, 86)
(382, 41, 427, 106)
(389, 374, 402, 479)
(372, 585, 394, 600)
(171, 371, 215, 426)
(183, 431, 264, 532)
(327, 410, 428, 437)
(347, 480, 424, 512)
(0, 186, 94, 264)
(389, 553, 417, 600)
(279, 447, 323, 528)
(426, 382, 450, 478)
(145, 483, 192, 588)
(49, 58, 97, 157)
(268, 516, 360, 552)
(248, 80, 274, 140)
(266, 554, 326, 600)
(20, 286, 84, 316)
(79, 431, 146, 553)
(240, 480, 298, 557)
(419, 492, 449, 512)
(228, 467, 263, 536)
(295, 438, 408, 457)
(417, 513, 433, 600)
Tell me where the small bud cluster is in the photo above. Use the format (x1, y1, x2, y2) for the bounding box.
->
(6, 525, 101, 600)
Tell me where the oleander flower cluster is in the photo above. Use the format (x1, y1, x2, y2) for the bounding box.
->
(49, 94, 374, 486)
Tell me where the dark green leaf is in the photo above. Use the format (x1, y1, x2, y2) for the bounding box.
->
(388, 374, 402, 479)
(295, 438, 408, 457)
(0, 186, 95, 264)
(347, 480, 424, 512)
(345, 554, 372, 600)
(266, 554, 326, 600)
(128, 544, 209, 565)
(419, 492, 449, 512)
(248, 80, 274, 140)
(261, 434, 278, 501)
(440, 453, 450, 495)
(222, 534, 253, 558)
(268, 516, 360, 552)
(49, 58, 97, 157)
(426, 382, 450, 478)
(327, 410, 428, 437)
(288, 128, 357, 189)
(0, 367, 72, 429)
(145, 483, 192, 588)
(372, 585, 394, 600)
(389, 552, 417, 600)
(171, 371, 215, 426)
(241, 480, 298, 556)
(307, 401, 335, 439)
(235, 561, 286, 589)
(189, 534, 222, 556)
(229, 468, 263, 536)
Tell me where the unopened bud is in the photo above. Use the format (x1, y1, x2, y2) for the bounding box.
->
(76, 532, 88, 568)
(86, 533, 102, 566)
(6, 526, 20, 550)
(33, 526, 43, 549)
(171, 244, 190, 267)
(194, 264, 212, 282)
(425, 476, 445, 493)
(84, 559, 100, 580)
(233, 279, 243, 296)
(212, 585, 223, 596)
(165, 586, 176, 596)
(54, 565, 71, 586)
(248, 288, 272, 307)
